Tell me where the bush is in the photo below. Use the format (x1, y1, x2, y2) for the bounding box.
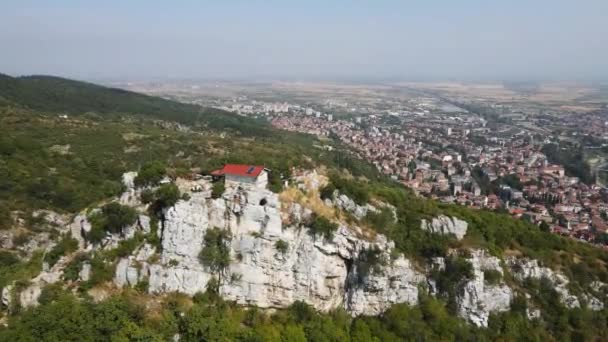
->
(0, 250, 19, 268)
(85, 255, 115, 288)
(155, 183, 180, 208)
(319, 183, 336, 201)
(88, 202, 138, 243)
(328, 173, 369, 205)
(199, 228, 232, 277)
(63, 252, 90, 281)
(101, 203, 138, 234)
(483, 269, 502, 285)
(38, 283, 65, 305)
(308, 215, 339, 240)
(355, 246, 386, 284)
(134, 161, 166, 187)
(433, 256, 474, 313)
(45, 233, 78, 267)
(140, 189, 155, 204)
(211, 181, 225, 199)
(12, 232, 30, 246)
(0, 205, 11, 230)
(275, 240, 289, 255)
(134, 278, 149, 293)
(106, 234, 144, 260)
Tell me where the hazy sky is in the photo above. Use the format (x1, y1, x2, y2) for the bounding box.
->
(1, 0, 607, 81)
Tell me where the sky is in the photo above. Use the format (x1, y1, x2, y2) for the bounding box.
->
(1, 0, 607, 81)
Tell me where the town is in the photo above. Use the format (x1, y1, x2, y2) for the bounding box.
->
(142, 82, 608, 249)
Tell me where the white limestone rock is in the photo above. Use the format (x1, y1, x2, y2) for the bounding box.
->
(161, 199, 208, 265)
(506, 257, 581, 309)
(0, 231, 13, 249)
(333, 193, 376, 220)
(1, 285, 13, 309)
(138, 184, 427, 316)
(70, 212, 92, 249)
(122, 171, 138, 190)
(139, 215, 151, 234)
(79, 262, 91, 282)
(115, 258, 143, 287)
(19, 285, 42, 308)
(421, 215, 468, 240)
(149, 264, 210, 295)
(346, 257, 425, 316)
(527, 307, 541, 320)
(457, 250, 512, 327)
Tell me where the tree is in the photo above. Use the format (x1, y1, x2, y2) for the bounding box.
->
(408, 160, 417, 174)
(88, 202, 138, 243)
(100, 202, 138, 234)
(539, 221, 550, 233)
(198, 228, 232, 282)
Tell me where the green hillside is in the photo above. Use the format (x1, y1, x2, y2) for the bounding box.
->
(0, 73, 270, 135)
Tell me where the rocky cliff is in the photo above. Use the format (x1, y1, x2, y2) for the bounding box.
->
(115, 184, 427, 316)
(3, 170, 607, 329)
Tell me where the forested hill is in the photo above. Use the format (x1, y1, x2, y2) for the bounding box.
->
(0, 73, 269, 135)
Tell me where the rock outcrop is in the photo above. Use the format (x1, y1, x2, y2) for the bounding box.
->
(457, 250, 512, 327)
(421, 215, 468, 240)
(331, 193, 377, 220)
(506, 257, 604, 310)
(116, 184, 426, 316)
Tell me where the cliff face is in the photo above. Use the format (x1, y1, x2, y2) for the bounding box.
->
(4, 171, 606, 328)
(118, 185, 426, 315)
(109, 176, 606, 327)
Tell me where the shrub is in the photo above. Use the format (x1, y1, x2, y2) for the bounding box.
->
(308, 215, 338, 240)
(38, 283, 65, 305)
(134, 278, 149, 293)
(140, 189, 155, 204)
(46, 233, 78, 267)
(328, 173, 369, 205)
(0, 251, 19, 268)
(85, 255, 115, 288)
(63, 252, 90, 281)
(100, 203, 138, 234)
(319, 183, 336, 200)
(355, 246, 386, 284)
(134, 161, 166, 187)
(88, 202, 138, 243)
(198, 228, 232, 277)
(433, 256, 474, 313)
(483, 269, 502, 285)
(275, 240, 289, 255)
(12, 232, 30, 246)
(211, 181, 225, 199)
(0, 206, 12, 230)
(155, 183, 180, 208)
(106, 234, 144, 260)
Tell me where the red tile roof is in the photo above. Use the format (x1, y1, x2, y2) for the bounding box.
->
(211, 164, 264, 178)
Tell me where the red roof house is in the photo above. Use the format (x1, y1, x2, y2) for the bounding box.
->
(211, 164, 268, 188)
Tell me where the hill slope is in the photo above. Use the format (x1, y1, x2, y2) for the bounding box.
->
(0, 74, 270, 135)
